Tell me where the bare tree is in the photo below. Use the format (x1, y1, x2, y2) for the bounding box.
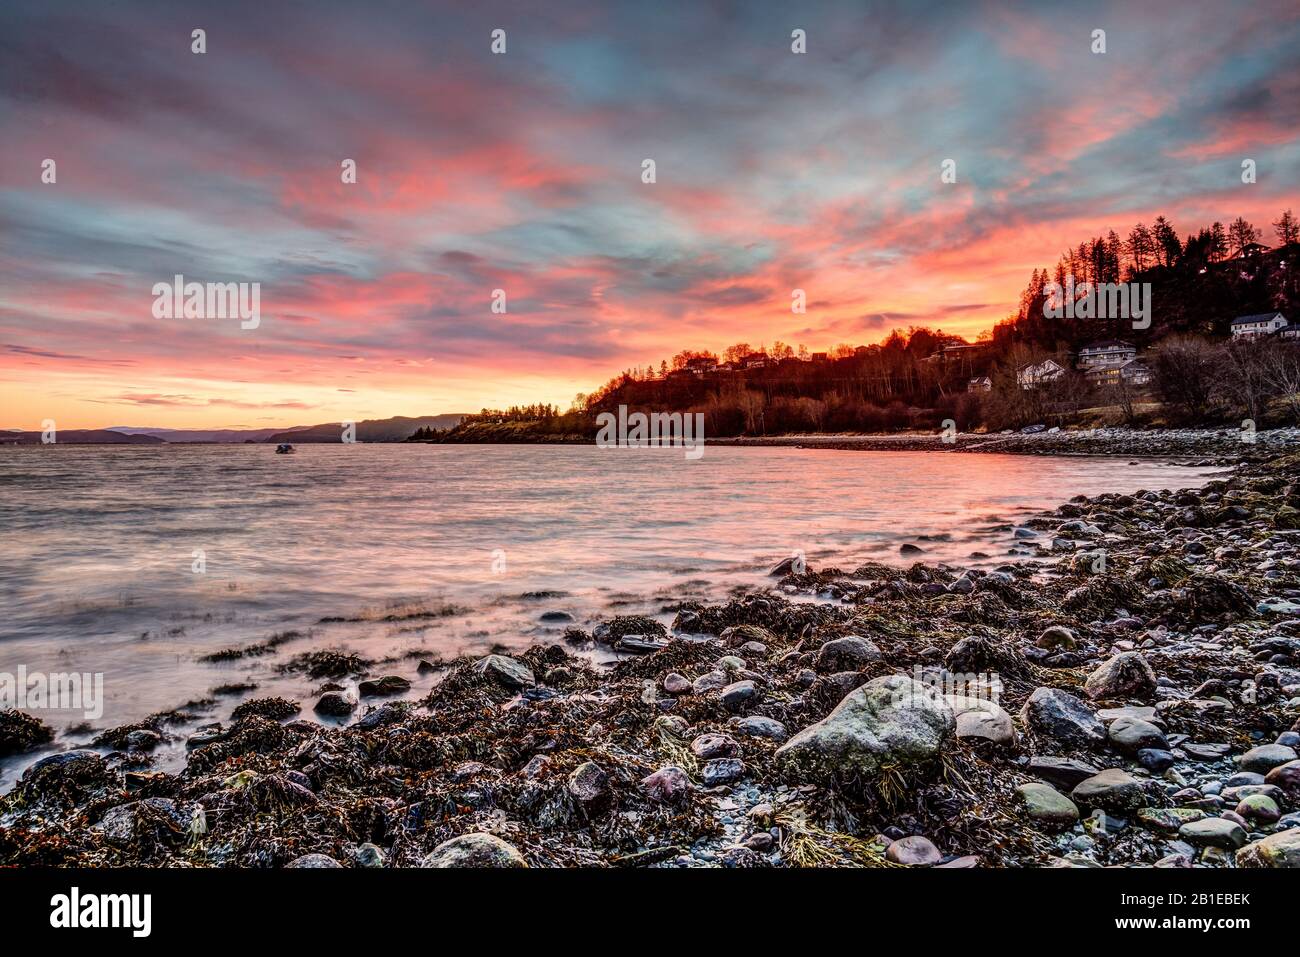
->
(1151, 335, 1220, 422)
(1259, 339, 1300, 424)
(1219, 338, 1271, 424)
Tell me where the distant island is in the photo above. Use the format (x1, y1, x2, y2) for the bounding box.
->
(1, 415, 468, 445)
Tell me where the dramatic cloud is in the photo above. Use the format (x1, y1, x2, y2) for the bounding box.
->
(1, 0, 1297, 427)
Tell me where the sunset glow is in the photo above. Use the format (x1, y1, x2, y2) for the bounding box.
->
(2, 0, 1298, 428)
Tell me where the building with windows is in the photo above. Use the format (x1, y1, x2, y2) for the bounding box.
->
(1231, 312, 1288, 337)
(1077, 340, 1137, 368)
(1016, 359, 1065, 389)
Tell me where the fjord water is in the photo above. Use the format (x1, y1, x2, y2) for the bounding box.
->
(0, 444, 1219, 783)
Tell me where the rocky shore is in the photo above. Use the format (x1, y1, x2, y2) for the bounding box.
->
(4, 450, 1300, 869)
(716, 426, 1300, 462)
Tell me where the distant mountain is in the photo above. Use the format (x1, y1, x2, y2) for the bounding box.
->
(108, 426, 311, 443)
(0, 429, 165, 445)
(265, 414, 469, 443)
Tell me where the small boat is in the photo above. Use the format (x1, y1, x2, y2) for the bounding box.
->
(275, 443, 296, 454)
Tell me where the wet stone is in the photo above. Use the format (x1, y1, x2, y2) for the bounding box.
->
(1178, 818, 1248, 849)
(690, 733, 738, 760)
(700, 758, 745, 787)
(885, 835, 941, 866)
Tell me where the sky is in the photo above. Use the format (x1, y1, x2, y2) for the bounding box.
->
(2, 0, 1298, 430)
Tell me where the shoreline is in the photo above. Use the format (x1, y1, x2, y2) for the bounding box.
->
(9, 425, 1299, 463)
(3, 451, 1300, 868)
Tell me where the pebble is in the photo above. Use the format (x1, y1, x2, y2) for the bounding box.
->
(885, 835, 942, 866)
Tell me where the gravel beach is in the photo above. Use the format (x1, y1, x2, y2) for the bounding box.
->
(4, 434, 1300, 869)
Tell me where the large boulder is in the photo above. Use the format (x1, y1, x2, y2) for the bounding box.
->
(1236, 828, 1300, 868)
(421, 833, 528, 868)
(1083, 652, 1157, 701)
(775, 674, 954, 780)
(1020, 688, 1105, 749)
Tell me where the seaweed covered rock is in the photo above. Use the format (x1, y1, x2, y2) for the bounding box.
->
(231, 696, 301, 721)
(0, 709, 53, 757)
(421, 832, 528, 868)
(15, 750, 113, 807)
(1168, 573, 1253, 622)
(1084, 652, 1158, 701)
(592, 615, 667, 645)
(95, 798, 190, 850)
(774, 674, 954, 780)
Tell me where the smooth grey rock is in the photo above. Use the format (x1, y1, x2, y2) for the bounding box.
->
(774, 675, 954, 779)
(471, 654, 535, 689)
(1016, 782, 1080, 829)
(421, 833, 528, 868)
(1178, 818, 1248, 849)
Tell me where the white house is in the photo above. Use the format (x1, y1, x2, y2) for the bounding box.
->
(684, 356, 718, 375)
(1231, 312, 1287, 337)
(967, 376, 992, 393)
(1016, 359, 1065, 390)
(1077, 340, 1137, 369)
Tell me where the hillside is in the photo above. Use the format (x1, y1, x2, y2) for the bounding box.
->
(266, 414, 468, 443)
(0, 429, 165, 445)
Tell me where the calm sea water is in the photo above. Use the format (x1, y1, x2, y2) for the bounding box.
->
(0, 444, 1221, 787)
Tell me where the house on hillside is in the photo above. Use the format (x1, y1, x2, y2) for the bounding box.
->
(1231, 311, 1288, 337)
(967, 376, 992, 393)
(1084, 358, 1151, 387)
(684, 356, 718, 375)
(1016, 358, 1065, 390)
(1077, 340, 1137, 369)
(741, 354, 768, 369)
(1238, 242, 1270, 259)
(808, 352, 829, 362)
